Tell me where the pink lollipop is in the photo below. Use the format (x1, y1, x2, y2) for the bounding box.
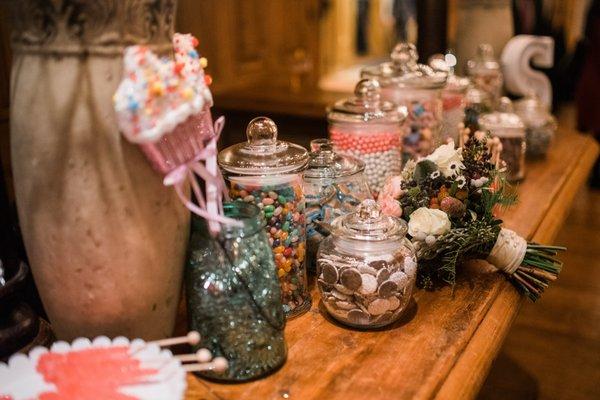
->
(113, 33, 238, 233)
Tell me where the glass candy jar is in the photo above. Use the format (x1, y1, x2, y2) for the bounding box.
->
(514, 94, 557, 158)
(186, 202, 286, 382)
(317, 199, 417, 329)
(479, 97, 527, 182)
(429, 54, 471, 143)
(303, 139, 373, 274)
(361, 43, 447, 161)
(467, 44, 503, 107)
(463, 84, 493, 134)
(218, 117, 310, 318)
(327, 79, 407, 196)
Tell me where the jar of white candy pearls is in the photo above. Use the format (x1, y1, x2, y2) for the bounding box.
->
(467, 44, 503, 107)
(327, 79, 407, 196)
(317, 199, 417, 329)
(361, 43, 447, 161)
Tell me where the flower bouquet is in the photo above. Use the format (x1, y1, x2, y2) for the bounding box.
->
(378, 131, 564, 301)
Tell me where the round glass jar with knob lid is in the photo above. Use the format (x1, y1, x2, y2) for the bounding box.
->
(303, 139, 373, 274)
(361, 43, 447, 161)
(479, 97, 527, 182)
(317, 199, 417, 329)
(514, 93, 557, 158)
(218, 117, 310, 318)
(327, 79, 407, 196)
(466, 43, 504, 107)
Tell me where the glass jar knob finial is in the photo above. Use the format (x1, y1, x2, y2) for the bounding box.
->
(246, 116, 278, 149)
(357, 199, 380, 220)
(391, 42, 418, 68)
(354, 79, 381, 105)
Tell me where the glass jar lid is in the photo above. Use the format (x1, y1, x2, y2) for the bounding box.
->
(218, 117, 309, 175)
(304, 139, 365, 179)
(465, 84, 492, 106)
(514, 93, 556, 128)
(331, 199, 407, 242)
(479, 97, 525, 134)
(428, 53, 470, 92)
(360, 43, 447, 89)
(327, 79, 407, 123)
(467, 43, 501, 73)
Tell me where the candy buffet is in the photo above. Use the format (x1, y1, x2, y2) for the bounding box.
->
(1, 7, 599, 399)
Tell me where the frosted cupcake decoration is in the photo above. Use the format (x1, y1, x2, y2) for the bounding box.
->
(114, 33, 239, 233)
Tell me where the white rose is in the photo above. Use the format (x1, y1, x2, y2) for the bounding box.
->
(408, 207, 451, 239)
(425, 140, 464, 177)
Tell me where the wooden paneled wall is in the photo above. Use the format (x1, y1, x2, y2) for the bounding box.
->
(177, 0, 322, 93)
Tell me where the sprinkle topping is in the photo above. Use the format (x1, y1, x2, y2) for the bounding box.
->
(113, 33, 213, 143)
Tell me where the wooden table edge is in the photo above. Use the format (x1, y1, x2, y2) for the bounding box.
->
(432, 135, 599, 400)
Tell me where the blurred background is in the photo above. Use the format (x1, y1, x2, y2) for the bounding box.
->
(0, 1, 598, 399)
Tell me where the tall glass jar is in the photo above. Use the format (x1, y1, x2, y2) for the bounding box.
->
(327, 79, 407, 196)
(317, 200, 417, 329)
(303, 139, 373, 275)
(218, 117, 310, 318)
(186, 202, 286, 382)
(361, 43, 447, 161)
(467, 44, 503, 107)
(514, 94, 557, 158)
(429, 54, 471, 144)
(479, 97, 527, 182)
(463, 84, 493, 134)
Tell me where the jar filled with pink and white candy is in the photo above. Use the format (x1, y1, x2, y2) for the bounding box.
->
(361, 43, 447, 162)
(327, 79, 407, 197)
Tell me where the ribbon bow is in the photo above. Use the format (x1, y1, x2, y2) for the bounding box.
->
(163, 116, 242, 234)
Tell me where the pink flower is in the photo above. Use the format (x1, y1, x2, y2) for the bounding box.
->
(380, 175, 404, 200)
(379, 196, 403, 217)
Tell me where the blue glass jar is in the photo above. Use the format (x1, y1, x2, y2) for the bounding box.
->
(185, 201, 287, 382)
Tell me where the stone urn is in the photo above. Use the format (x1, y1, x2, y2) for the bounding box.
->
(9, 0, 189, 340)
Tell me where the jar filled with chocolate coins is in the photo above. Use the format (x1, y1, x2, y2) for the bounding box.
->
(327, 79, 407, 196)
(467, 44, 503, 107)
(317, 199, 416, 329)
(218, 117, 311, 318)
(361, 43, 447, 161)
(514, 93, 557, 158)
(479, 97, 527, 182)
(303, 139, 373, 275)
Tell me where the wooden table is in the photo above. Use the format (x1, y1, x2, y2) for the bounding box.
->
(185, 110, 599, 400)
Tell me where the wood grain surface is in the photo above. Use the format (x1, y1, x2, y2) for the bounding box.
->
(184, 114, 599, 400)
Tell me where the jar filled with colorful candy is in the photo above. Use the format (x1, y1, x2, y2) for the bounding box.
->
(466, 44, 503, 107)
(361, 43, 447, 161)
(303, 139, 373, 275)
(479, 97, 527, 182)
(514, 93, 557, 158)
(327, 79, 407, 197)
(317, 199, 416, 329)
(218, 117, 311, 318)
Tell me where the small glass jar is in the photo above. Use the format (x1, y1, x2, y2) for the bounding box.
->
(463, 84, 493, 134)
(514, 94, 557, 158)
(479, 97, 527, 182)
(442, 73, 470, 144)
(327, 79, 407, 196)
(317, 199, 417, 329)
(303, 139, 373, 275)
(218, 117, 311, 318)
(186, 202, 286, 382)
(361, 43, 447, 161)
(466, 44, 503, 107)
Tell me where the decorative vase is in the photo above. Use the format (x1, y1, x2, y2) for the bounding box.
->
(186, 202, 287, 382)
(9, 0, 188, 340)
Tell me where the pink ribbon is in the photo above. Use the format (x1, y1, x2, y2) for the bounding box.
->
(163, 116, 242, 234)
